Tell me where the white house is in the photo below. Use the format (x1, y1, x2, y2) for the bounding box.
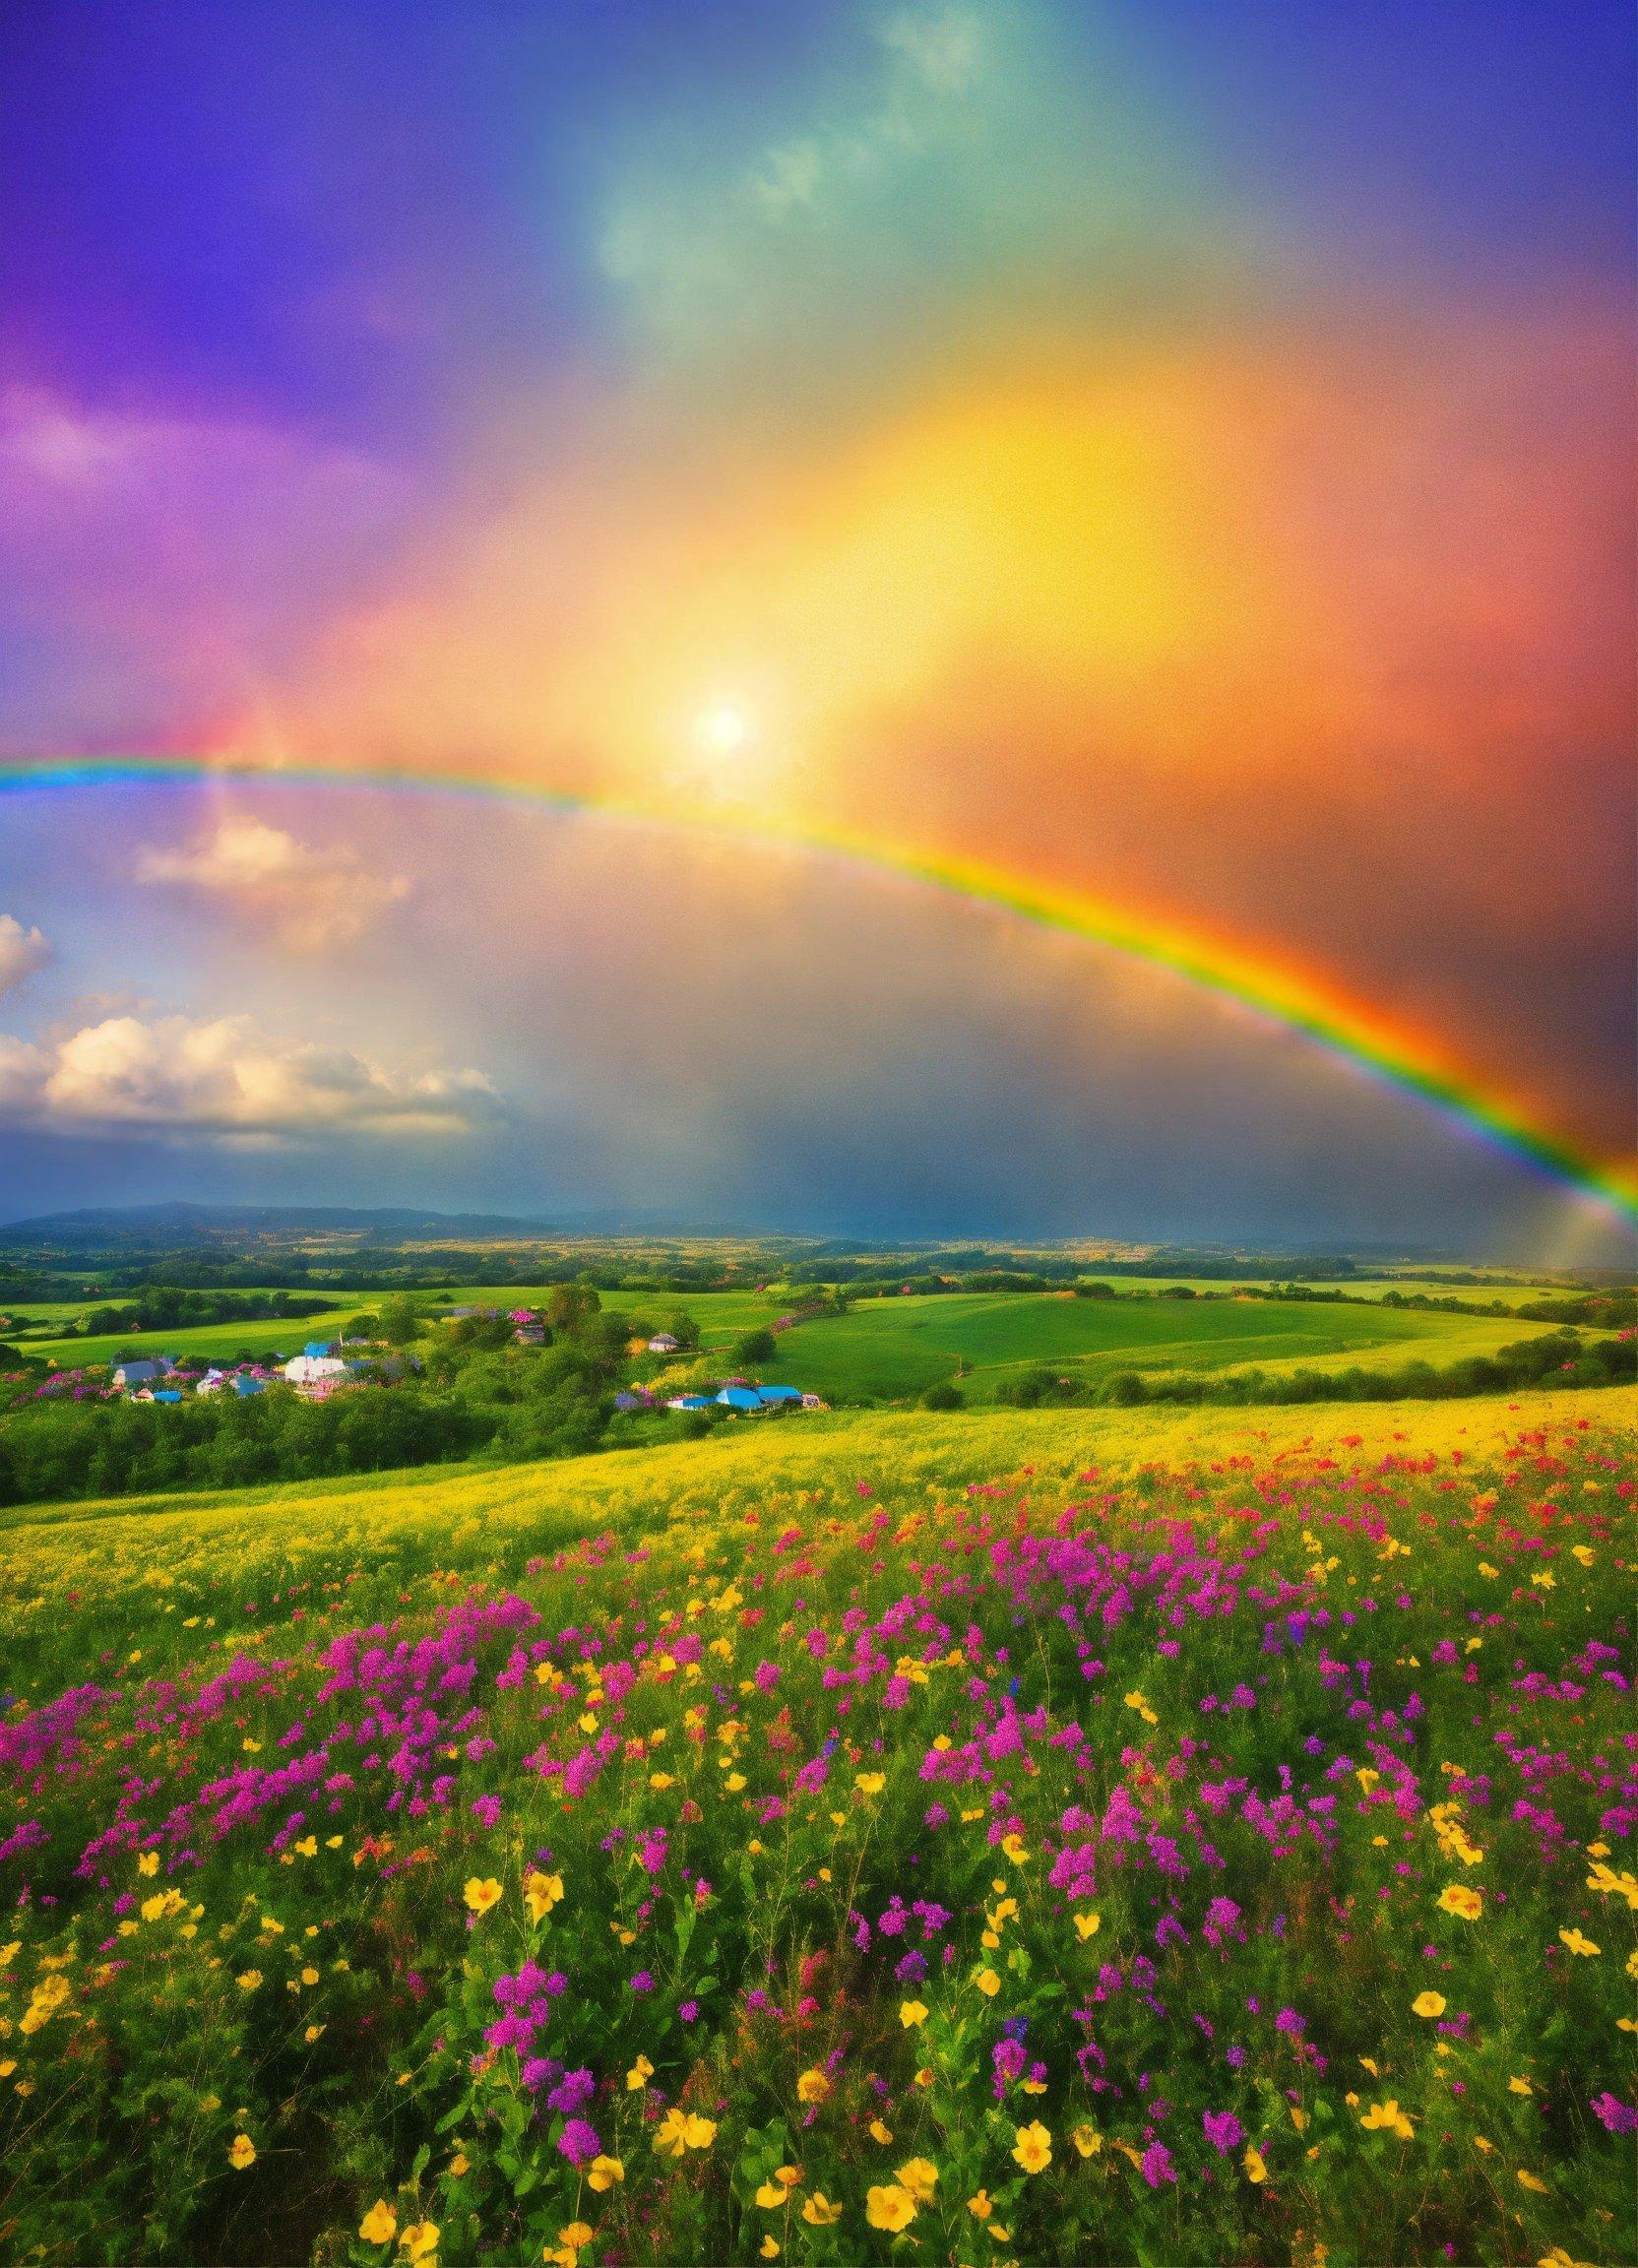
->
(284, 1353, 355, 1386)
(647, 1332, 680, 1354)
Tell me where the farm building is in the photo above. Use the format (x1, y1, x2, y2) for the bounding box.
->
(197, 1368, 267, 1398)
(111, 1355, 176, 1391)
(284, 1353, 360, 1388)
(647, 1332, 680, 1354)
(715, 1383, 817, 1415)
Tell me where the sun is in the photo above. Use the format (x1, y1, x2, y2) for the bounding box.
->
(694, 702, 752, 756)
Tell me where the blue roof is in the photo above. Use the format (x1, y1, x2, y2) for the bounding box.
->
(717, 1386, 763, 1410)
(673, 1394, 715, 1411)
(303, 1340, 338, 1358)
(232, 1373, 266, 1395)
(756, 1384, 802, 1402)
(151, 1389, 183, 1404)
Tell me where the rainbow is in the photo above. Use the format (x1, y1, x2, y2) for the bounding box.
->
(5, 752, 1635, 1228)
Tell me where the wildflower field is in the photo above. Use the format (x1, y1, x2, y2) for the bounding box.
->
(0, 1392, 1633, 2268)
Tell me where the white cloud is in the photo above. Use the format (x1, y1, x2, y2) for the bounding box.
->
(0, 1011, 494, 1142)
(0, 915, 49, 997)
(135, 816, 410, 949)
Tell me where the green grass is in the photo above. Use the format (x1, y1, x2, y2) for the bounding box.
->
(752, 1290, 1589, 1403)
(12, 1282, 1604, 1408)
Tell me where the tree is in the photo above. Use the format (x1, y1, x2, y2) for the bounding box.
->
(379, 1294, 422, 1348)
(735, 1327, 777, 1366)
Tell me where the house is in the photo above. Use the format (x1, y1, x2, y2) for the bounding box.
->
(199, 1368, 266, 1398)
(302, 1339, 342, 1359)
(647, 1332, 680, 1354)
(665, 1394, 716, 1412)
(716, 1386, 765, 1413)
(754, 1384, 803, 1406)
(284, 1353, 357, 1387)
(112, 1355, 176, 1392)
(800, 1393, 826, 1410)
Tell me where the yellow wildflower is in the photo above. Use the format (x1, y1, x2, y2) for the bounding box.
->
(359, 2202, 399, 2243)
(801, 2194, 843, 2226)
(463, 1877, 502, 1917)
(896, 2159, 937, 2204)
(796, 2067, 830, 2103)
(865, 2185, 916, 2232)
(626, 2053, 654, 2090)
(227, 2134, 256, 2170)
(1243, 2144, 1267, 2183)
(588, 2155, 624, 2190)
(975, 1969, 1000, 1998)
(899, 1998, 929, 2029)
(1412, 1991, 1446, 2018)
(1557, 1928, 1599, 1958)
(1012, 2120, 1052, 2174)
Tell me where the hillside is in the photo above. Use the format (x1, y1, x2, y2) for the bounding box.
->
(1, 1389, 1632, 2264)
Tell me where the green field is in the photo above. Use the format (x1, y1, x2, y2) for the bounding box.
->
(751, 1290, 1586, 1403)
(9, 1280, 1606, 1405)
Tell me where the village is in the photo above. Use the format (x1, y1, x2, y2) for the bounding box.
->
(32, 1306, 826, 1418)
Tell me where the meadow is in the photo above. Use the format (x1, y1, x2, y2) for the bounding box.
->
(747, 1294, 1572, 1406)
(11, 1285, 1604, 1408)
(0, 1389, 1631, 2267)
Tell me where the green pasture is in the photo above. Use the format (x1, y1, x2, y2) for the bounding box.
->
(8, 1273, 1606, 1392)
(756, 1291, 1593, 1403)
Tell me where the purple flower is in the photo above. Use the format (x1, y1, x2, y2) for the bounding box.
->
(1140, 2141, 1177, 2188)
(630, 1970, 656, 1993)
(1592, 2092, 1637, 2136)
(557, 2118, 601, 2167)
(547, 2067, 595, 2114)
(1203, 2110, 1244, 2156)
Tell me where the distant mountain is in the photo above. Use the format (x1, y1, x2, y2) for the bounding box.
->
(0, 1203, 569, 1248)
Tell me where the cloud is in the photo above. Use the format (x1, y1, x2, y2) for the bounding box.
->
(0, 1011, 494, 1142)
(135, 816, 410, 948)
(0, 916, 49, 997)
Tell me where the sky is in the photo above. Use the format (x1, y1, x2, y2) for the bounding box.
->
(0, 0, 1632, 1259)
